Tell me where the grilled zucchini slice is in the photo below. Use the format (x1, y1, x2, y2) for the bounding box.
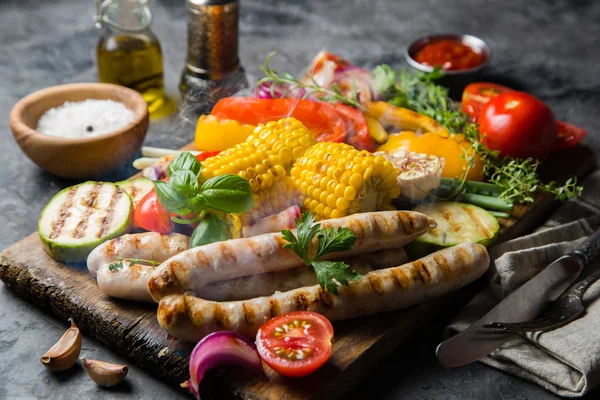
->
(116, 177, 154, 209)
(407, 201, 498, 258)
(38, 182, 133, 262)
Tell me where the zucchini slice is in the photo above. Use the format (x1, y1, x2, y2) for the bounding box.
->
(408, 201, 499, 258)
(38, 181, 133, 262)
(116, 177, 154, 208)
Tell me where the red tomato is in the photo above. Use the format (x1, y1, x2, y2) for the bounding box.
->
(479, 91, 557, 159)
(133, 189, 174, 234)
(332, 103, 375, 151)
(256, 311, 333, 377)
(212, 98, 346, 143)
(195, 151, 220, 162)
(461, 82, 513, 120)
(553, 121, 588, 151)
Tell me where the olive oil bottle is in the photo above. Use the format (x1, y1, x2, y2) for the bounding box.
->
(95, 0, 174, 119)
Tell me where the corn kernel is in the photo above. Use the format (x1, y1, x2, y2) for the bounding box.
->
(349, 173, 363, 188)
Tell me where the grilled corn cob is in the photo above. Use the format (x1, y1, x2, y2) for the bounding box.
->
(240, 177, 300, 225)
(201, 118, 316, 224)
(290, 142, 401, 220)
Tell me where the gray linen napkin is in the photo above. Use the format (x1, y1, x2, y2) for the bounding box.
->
(445, 170, 600, 397)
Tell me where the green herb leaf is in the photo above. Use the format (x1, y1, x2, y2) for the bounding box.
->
(170, 170, 200, 197)
(154, 180, 188, 213)
(371, 65, 396, 94)
(190, 212, 229, 247)
(280, 211, 360, 295)
(108, 260, 124, 272)
(312, 260, 362, 295)
(314, 227, 357, 259)
(199, 174, 254, 213)
(168, 152, 202, 178)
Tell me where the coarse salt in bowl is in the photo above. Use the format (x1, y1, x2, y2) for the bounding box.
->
(9, 83, 149, 180)
(36, 99, 135, 139)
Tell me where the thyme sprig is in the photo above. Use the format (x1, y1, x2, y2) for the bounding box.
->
(257, 51, 363, 108)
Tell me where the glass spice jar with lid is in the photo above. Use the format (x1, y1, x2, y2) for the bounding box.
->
(95, 0, 175, 119)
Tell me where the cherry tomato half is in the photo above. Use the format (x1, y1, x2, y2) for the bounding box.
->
(332, 103, 375, 151)
(256, 311, 333, 377)
(133, 189, 174, 234)
(479, 91, 557, 159)
(212, 98, 346, 143)
(461, 82, 513, 120)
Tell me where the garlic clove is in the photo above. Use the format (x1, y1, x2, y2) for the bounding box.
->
(81, 358, 128, 387)
(40, 319, 82, 372)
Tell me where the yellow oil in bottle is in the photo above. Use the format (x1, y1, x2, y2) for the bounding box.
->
(95, 0, 175, 119)
(97, 33, 174, 119)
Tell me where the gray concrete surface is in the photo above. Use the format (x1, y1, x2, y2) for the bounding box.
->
(1, 0, 599, 398)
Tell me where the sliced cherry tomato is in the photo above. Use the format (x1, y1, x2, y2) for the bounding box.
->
(552, 121, 588, 151)
(461, 82, 513, 120)
(479, 91, 557, 159)
(332, 103, 375, 151)
(211, 98, 346, 143)
(256, 311, 333, 377)
(195, 151, 220, 162)
(133, 189, 174, 234)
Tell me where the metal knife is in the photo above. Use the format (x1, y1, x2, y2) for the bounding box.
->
(436, 226, 600, 368)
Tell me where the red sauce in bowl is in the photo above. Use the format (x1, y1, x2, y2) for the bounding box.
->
(414, 39, 485, 71)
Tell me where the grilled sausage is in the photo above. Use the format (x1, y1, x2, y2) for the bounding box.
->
(148, 211, 437, 302)
(157, 242, 489, 341)
(198, 248, 408, 301)
(87, 232, 190, 302)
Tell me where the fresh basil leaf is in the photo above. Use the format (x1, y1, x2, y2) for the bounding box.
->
(170, 170, 200, 197)
(199, 174, 254, 213)
(154, 181, 188, 213)
(190, 212, 228, 247)
(186, 195, 210, 213)
(168, 152, 202, 178)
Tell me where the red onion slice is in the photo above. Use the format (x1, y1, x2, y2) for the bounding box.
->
(182, 331, 264, 399)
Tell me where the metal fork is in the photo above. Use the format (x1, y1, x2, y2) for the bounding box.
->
(483, 268, 600, 333)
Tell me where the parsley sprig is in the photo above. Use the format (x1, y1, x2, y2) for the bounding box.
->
(372, 64, 582, 203)
(108, 256, 159, 272)
(281, 212, 361, 295)
(257, 51, 363, 108)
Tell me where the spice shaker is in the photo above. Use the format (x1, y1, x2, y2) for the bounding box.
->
(179, 0, 248, 116)
(95, 0, 175, 119)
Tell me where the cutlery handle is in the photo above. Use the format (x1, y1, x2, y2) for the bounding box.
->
(572, 227, 600, 266)
(570, 268, 600, 298)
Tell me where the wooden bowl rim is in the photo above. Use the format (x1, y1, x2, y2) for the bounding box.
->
(9, 82, 149, 145)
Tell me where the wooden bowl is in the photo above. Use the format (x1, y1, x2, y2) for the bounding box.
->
(9, 83, 149, 180)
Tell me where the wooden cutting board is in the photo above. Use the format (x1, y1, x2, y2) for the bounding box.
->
(0, 144, 595, 400)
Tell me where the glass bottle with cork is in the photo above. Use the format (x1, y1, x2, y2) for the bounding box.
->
(179, 0, 248, 117)
(95, 0, 175, 119)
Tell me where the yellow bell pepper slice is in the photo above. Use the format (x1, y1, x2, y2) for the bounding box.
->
(365, 116, 388, 144)
(377, 131, 485, 181)
(195, 115, 256, 152)
(365, 101, 450, 138)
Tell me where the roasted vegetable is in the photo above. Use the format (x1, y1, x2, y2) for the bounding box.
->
(290, 142, 400, 220)
(116, 177, 154, 209)
(407, 202, 498, 257)
(195, 114, 256, 151)
(365, 101, 450, 138)
(199, 118, 317, 224)
(375, 149, 444, 200)
(378, 131, 484, 181)
(38, 182, 133, 262)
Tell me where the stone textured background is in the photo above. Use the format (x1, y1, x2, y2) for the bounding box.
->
(0, 0, 598, 398)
